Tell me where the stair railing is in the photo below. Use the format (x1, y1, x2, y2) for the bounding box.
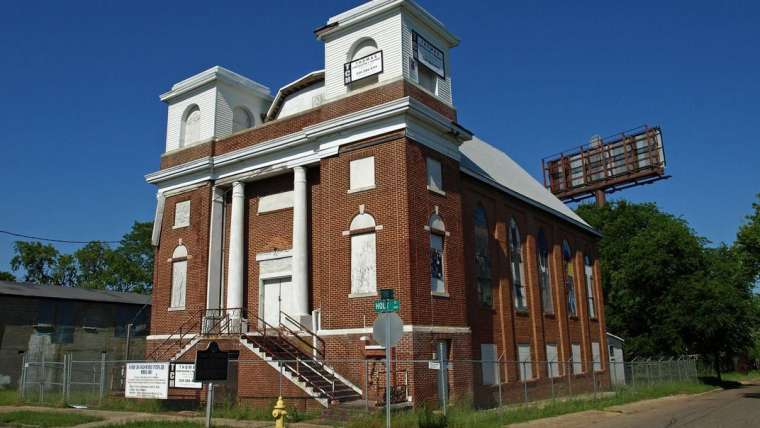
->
(146, 308, 204, 361)
(279, 311, 326, 359)
(247, 314, 338, 401)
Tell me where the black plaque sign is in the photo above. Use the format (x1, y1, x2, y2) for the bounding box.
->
(194, 342, 229, 382)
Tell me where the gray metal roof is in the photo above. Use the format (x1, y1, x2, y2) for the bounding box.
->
(460, 137, 599, 236)
(0, 280, 151, 306)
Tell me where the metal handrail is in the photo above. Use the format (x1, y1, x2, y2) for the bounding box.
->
(279, 312, 325, 359)
(247, 313, 338, 400)
(146, 308, 203, 361)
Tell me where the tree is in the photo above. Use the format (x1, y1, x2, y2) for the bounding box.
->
(10, 241, 59, 284)
(0, 271, 15, 281)
(576, 200, 706, 358)
(110, 222, 154, 293)
(5, 221, 154, 294)
(736, 193, 760, 285)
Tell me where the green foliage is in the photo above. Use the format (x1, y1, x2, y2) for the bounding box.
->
(0, 410, 101, 427)
(0, 271, 15, 281)
(576, 200, 759, 369)
(736, 194, 760, 285)
(10, 241, 59, 284)
(8, 221, 154, 294)
(417, 406, 448, 428)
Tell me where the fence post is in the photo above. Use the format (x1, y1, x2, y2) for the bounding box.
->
(62, 354, 68, 404)
(550, 362, 555, 400)
(522, 361, 528, 403)
(567, 359, 572, 396)
(18, 353, 27, 401)
(99, 353, 106, 404)
(497, 358, 502, 408)
(592, 367, 597, 399)
(40, 354, 45, 404)
(364, 359, 369, 412)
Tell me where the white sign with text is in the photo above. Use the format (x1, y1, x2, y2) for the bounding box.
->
(170, 363, 202, 389)
(344, 51, 383, 85)
(125, 363, 169, 399)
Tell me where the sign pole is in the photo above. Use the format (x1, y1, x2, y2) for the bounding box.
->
(385, 315, 391, 428)
(205, 383, 214, 428)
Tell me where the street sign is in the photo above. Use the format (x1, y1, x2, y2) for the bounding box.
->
(194, 342, 229, 382)
(374, 299, 400, 313)
(373, 313, 403, 348)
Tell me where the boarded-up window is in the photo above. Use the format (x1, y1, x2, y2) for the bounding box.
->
(232, 106, 253, 133)
(572, 343, 583, 374)
(585, 255, 596, 318)
(350, 213, 377, 296)
(429, 213, 446, 294)
(480, 344, 498, 385)
(546, 344, 560, 378)
(174, 200, 191, 228)
(349, 157, 375, 191)
(181, 105, 201, 147)
(518, 344, 533, 381)
(170, 245, 188, 309)
(592, 342, 602, 372)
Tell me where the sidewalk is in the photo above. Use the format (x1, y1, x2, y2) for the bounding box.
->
(0, 405, 329, 428)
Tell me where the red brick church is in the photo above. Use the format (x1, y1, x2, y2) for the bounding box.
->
(145, 0, 608, 409)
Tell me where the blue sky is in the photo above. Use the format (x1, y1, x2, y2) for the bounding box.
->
(0, 0, 758, 274)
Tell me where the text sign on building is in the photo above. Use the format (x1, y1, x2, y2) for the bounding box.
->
(344, 50, 384, 85)
(125, 363, 169, 399)
(412, 31, 445, 78)
(194, 342, 229, 382)
(170, 363, 202, 389)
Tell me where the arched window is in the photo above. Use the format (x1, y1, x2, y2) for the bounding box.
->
(429, 213, 446, 294)
(562, 240, 577, 316)
(232, 106, 253, 133)
(509, 219, 527, 310)
(349, 212, 377, 296)
(180, 105, 201, 147)
(170, 245, 188, 309)
(537, 229, 553, 314)
(474, 205, 492, 306)
(584, 255, 596, 319)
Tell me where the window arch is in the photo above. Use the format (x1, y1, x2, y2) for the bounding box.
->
(349, 212, 377, 296)
(180, 105, 201, 147)
(537, 229, 553, 314)
(232, 106, 253, 133)
(349, 37, 378, 61)
(584, 254, 596, 319)
(429, 213, 446, 294)
(473, 205, 492, 306)
(562, 240, 577, 316)
(170, 245, 188, 309)
(509, 219, 527, 310)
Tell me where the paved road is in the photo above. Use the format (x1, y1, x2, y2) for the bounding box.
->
(514, 381, 760, 428)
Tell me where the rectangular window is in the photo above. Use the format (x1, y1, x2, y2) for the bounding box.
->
(430, 233, 445, 294)
(518, 344, 533, 381)
(572, 344, 583, 374)
(349, 156, 375, 191)
(546, 344, 560, 378)
(350, 233, 377, 295)
(585, 262, 596, 319)
(480, 344, 498, 385)
(174, 200, 191, 228)
(426, 157, 443, 193)
(592, 342, 602, 372)
(171, 260, 187, 309)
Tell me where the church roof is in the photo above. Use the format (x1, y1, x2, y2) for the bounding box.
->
(460, 137, 598, 235)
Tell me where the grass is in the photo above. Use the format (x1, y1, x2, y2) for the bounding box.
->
(344, 381, 714, 428)
(98, 422, 230, 428)
(0, 389, 20, 405)
(720, 370, 760, 382)
(0, 410, 101, 427)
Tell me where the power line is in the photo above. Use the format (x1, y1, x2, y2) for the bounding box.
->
(0, 229, 121, 244)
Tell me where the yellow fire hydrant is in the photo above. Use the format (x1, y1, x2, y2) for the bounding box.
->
(272, 396, 288, 428)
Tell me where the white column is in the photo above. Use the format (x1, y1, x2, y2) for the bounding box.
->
(292, 166, 309, 322)
(227, 181, 245, 323)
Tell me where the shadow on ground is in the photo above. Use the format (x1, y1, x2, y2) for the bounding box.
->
(698, 377, 744, 389)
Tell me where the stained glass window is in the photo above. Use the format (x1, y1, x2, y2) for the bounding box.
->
(474, 206, 492, 306)
(562, 240, 577, 316)
(509, 219, 527, 310)
(537, 230, 553, 314)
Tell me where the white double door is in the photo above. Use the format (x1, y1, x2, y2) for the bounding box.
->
(262, 276, 294, 327)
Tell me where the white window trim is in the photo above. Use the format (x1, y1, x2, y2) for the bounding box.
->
(426, 185, 446, 196)
(347, 184, 376, 194)
(173, 200, 191, 229)
(348, 292, 379, 299)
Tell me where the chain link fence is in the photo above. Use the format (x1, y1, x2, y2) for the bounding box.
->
(15, 354, 700, 413)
